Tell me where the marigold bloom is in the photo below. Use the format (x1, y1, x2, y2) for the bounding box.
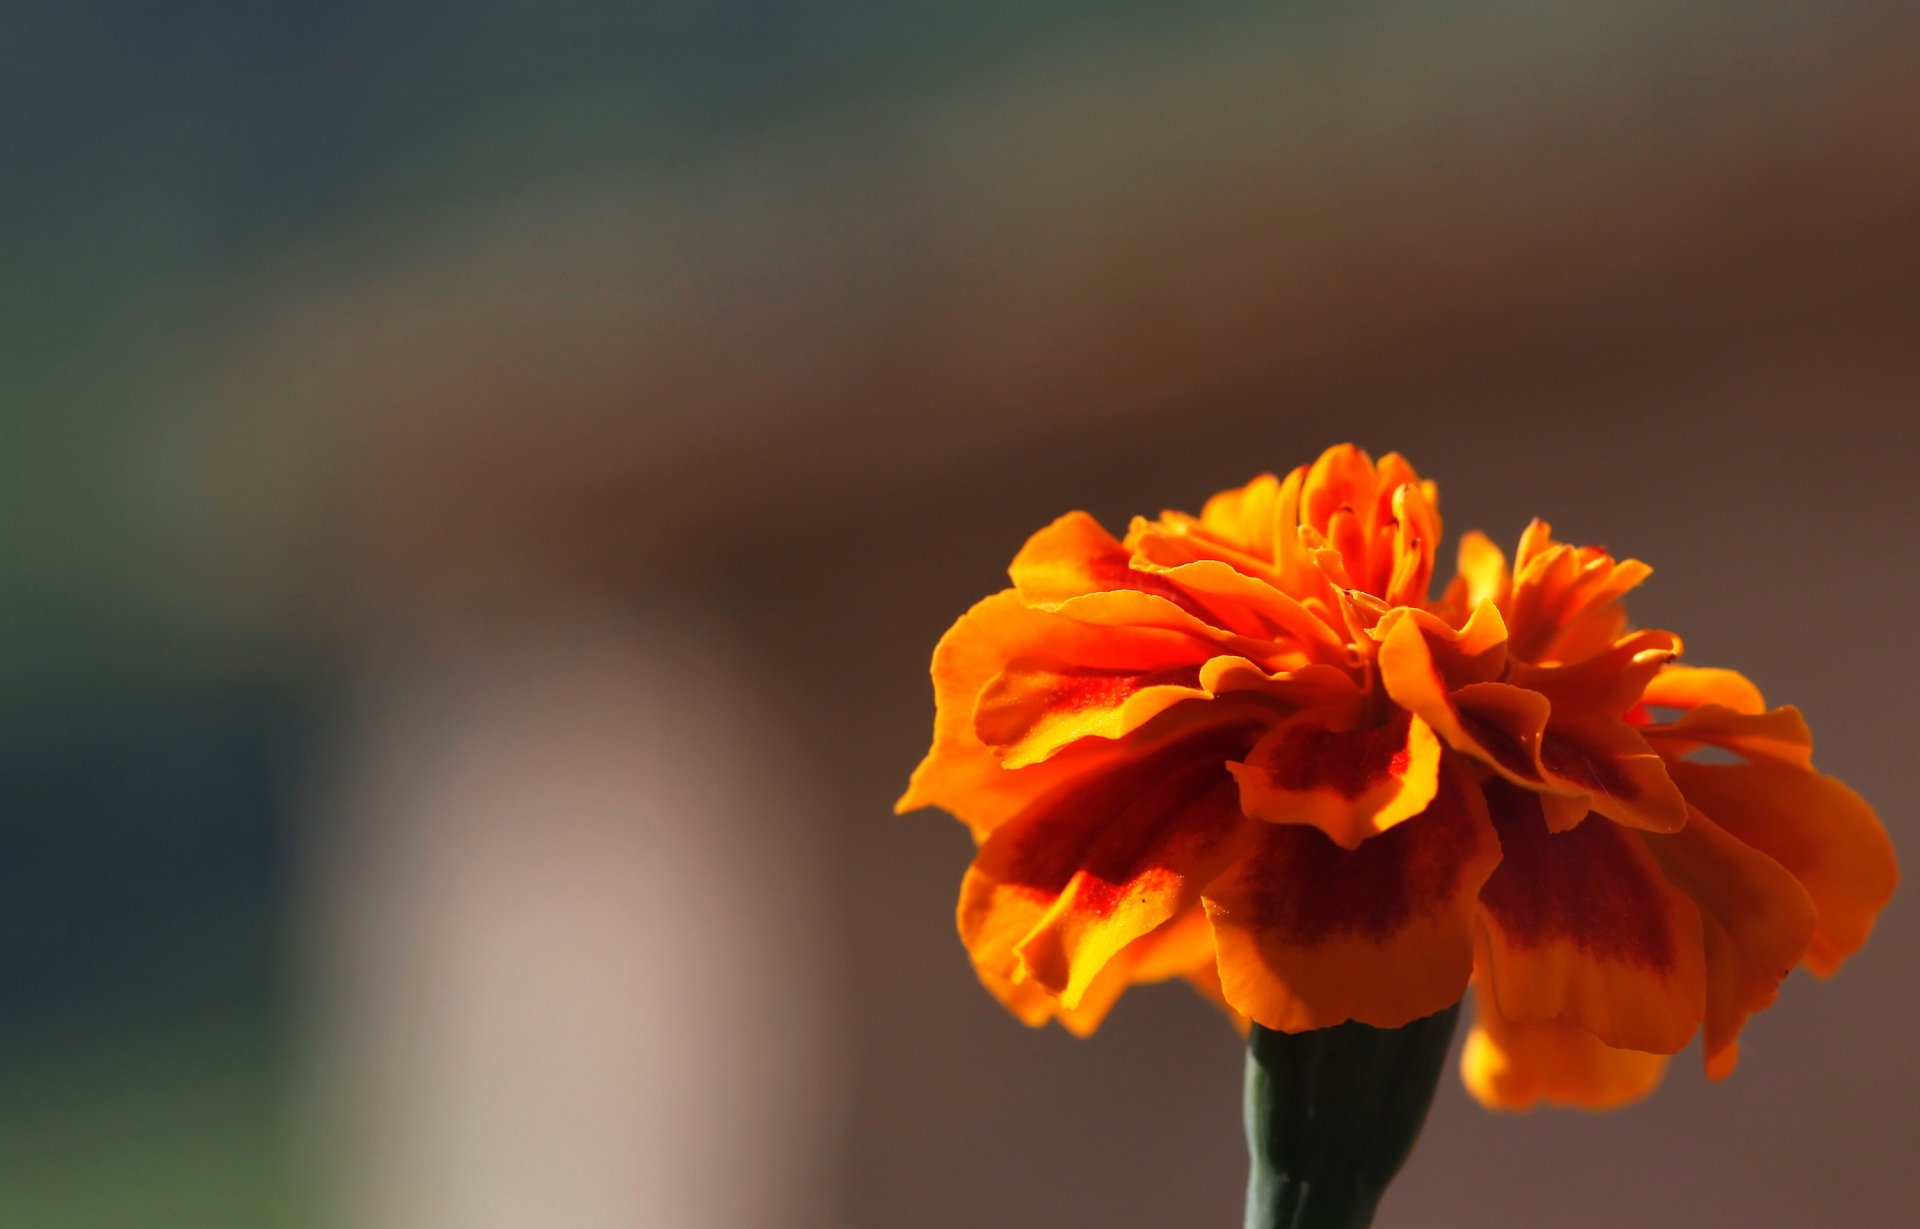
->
(899, 444, 1897, 1109)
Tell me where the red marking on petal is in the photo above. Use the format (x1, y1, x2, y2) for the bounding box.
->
(1540, 727, 1639, 800)
(997, 726, 1255, 915)
(1235, 768, 1484, 944)
(1457, 708, 1537, 781)
(1084, 550, 1225, 625)
(1036, 662, 1205, 715)
(1267, 710, 1417, 800)
(1479, 781, 1676, 972)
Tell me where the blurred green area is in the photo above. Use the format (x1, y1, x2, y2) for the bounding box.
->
(0, 680, 301, 1226)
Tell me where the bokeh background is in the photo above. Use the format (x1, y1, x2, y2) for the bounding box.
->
(4, 2, 1917, 1226)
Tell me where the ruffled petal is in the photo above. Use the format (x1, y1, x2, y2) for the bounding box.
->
(1010, 510, 1250, 636)
(1461, 983, 1667, 1111)
(1503, 525, 1651, 665)
(1431, 680, 1591, 830)
(1641, 806, 1815, 1079)
(899, 591, 1138, 835)
(1664, 760, 1897, 977)
(1128, 526, 1350, 659)
(1475, 781, 1706, 1053)
(1642, 705, 1814, 770)
(1286, 445, 1441, 601)
(1515, 628, 1680, 718)
(960, 725, 1261, 1009)
(1203, 761, 1500, 1032)
(975, 907, 1220, 1036)
(1537, 717, 1689, 834)
(1227, 708, 1443, 850)
(1376, 603, 1510, 693)
(975, 653, 1210, 769)
(1198, 658, 1362, 710)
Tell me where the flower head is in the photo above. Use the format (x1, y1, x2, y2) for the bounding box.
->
(899, 444, 1897, 1109)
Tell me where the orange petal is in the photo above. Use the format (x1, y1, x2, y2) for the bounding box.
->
(975, 906, 1226, 1036)
(1376, 603, 1509, 693)
(1011, 511, 1247, 635)
(1639, 666, 1766, 715)
(1450, 531, 1511, 614)
(899, 590, 1138, 836)
(1537, 717, 1689, 834)
(1381, 477, 1440, 607)
(1203, 761, 1500, 1032)
(1515, 629, 1681, 718)
(1128, 527, 1349, 658)
(960, 725, 1260, 1009)
(1642, 705, 1814, 770)
(1269, 464, 1318, 593)
(975, 653, 1210, 769)
(1512, 518, 1557, 574)
(1378, 612, 1603, 825)
(1460, 983, 1667, 1111)
(1641, 805, 1815, 1079)
(1475, 781, 1706, 1053)
(1664, 760, 1897, 977)
(1197, 473, 1283, 563)
(1227, 709, 1443, 850)
(1301, 445, 1380, 542)
(1199, 658, 1362, 710)
(1119, 905, 1250, 1033)
(1131, 513, 1285, 586)
(1505, 531, 1651, 665)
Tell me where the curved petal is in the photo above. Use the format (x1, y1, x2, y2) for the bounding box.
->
(1514, 629, 1681, 718)
(1203, 762, 1500, 1032)
(1475, 781, 1706, 1053)
(1504, 530, 1651, 665)
(899, 591, 1140, 835)
(1281, 445, 1439, 601)
(1381, 476, 1440, 607)
(1227, 709, 1443, 850)
(1537, 717, 1689, 834)
(1642, 705, 1814, 770)
(1447, 530, 1510, 615)
(1198, 472, 1283, 563)
(1640, 666, 1766, 715)
(1011, 511, 1250, 635)
(960, 725, 1260, 1009)
(1447, 683, 1554, 783)
(1129, 529, 1350, 658)
(975, 654, 1210, 769)
(1377, 603, 1509, 691)
(1641, 806, 1816, 1079)
(1664, 760, 1897, 977)
(974, 906, 1228, 1037)
(1461, 983, 1667, 1111)
(1199, 658, 1362, 710)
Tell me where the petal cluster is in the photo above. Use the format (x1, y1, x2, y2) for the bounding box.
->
(899, 445, 1898, 1109)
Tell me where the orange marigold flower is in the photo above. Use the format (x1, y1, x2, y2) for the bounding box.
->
(898, 444, 1898, 1110)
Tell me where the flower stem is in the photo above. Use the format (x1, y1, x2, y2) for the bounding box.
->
(1242, 1002, 1460, 1229)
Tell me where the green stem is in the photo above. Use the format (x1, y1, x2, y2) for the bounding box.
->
(1242, 1002, 1461, 1229)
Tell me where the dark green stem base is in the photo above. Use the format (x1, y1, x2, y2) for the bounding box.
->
(1242, 1003, 1461, 1229)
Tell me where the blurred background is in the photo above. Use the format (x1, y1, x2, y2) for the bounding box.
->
(3, 1, 1917, 1226)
